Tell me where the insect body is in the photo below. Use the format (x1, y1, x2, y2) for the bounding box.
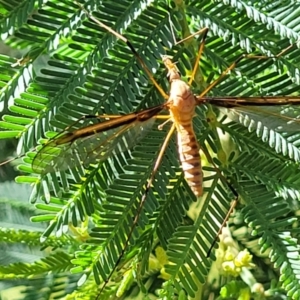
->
(163, 56, 202, 196)
(30, 55, 204, 197)
(2, 2, 300, 300)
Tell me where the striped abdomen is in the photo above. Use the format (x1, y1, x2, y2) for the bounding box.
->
(177, 123, 203, 197)
(162, 56, 203, 197)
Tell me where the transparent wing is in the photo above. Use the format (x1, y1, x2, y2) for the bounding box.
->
(32, 118, 156, 175)
(201, 96, 300, 132)
(221, 105, 300, 132)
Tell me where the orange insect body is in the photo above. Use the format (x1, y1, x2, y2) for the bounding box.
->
(163, 56, 203, 197)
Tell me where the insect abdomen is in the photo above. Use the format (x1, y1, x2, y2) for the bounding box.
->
(177, 123, 202, 197)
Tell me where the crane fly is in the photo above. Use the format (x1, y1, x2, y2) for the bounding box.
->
(2, 1, 300, 241)
(1, 6, 295, 189)
(8, 7, 298, 292)
(2, 7, 299, 196)
(28, 35, 300, 197)
(30, 55, 300, 193)
(1, 3, 300, 297)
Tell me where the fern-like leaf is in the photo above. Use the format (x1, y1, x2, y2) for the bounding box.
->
(1, 0, 300, 299)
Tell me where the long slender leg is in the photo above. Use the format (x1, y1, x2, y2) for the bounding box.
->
(198, 46, 294, 99)
(74, 3, 181, 295)
(96, 124, 176, 299)
(78, 1, 296, 293)
(169, 27, 209, 86)
(189, 32, 295, 254)
(176, 27, 295, 99)
(76, 1, 169, 100)
(174, 28, 241, 256)
(51, 6, 181, 297)
(186, 28, 208, 86)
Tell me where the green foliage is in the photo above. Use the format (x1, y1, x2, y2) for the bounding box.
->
(0, 0, 300, 299)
